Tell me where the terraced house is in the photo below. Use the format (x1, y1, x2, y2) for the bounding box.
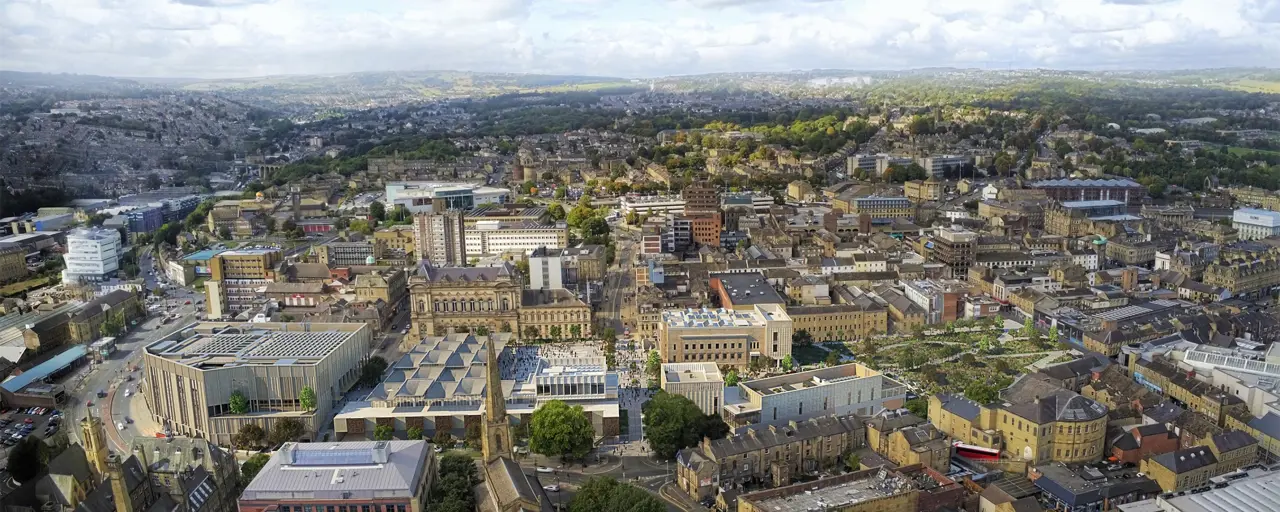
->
(676, 415, 865, 501)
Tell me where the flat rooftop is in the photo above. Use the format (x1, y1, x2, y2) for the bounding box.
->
(663, 362, 723, 384)
(219, 248, 279, 256)
(1062, 199, 1128, 209)
(662, 306, 784, 329)
(146, 323, 365, 369)
(241, 441, 428, 500)
(745, 469, 915, 511)
(182, 249, 225, 261)
(741, 363, 896, 396)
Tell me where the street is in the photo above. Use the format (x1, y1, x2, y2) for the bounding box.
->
(64, 248, 202, 452)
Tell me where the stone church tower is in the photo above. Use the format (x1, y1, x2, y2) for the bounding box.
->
(481, 337, 513, 464)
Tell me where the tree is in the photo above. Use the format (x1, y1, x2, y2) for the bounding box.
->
(152, 286, 165, 298)
(369, 201, 386, 222)
(824, 350, 842, 367)
(964, 381, 1000, 405)
(264, 216, 276, 234)
(7, 436, 48, 482)
(217, 226, 231, 240)
(433, 429, 454, 447)
(229, 390, 249, 414)
(530, 400, 596, 460)
(524, 326, 540, 339)
(645, 349, 662, 380)
(601, 327, 617, 344)
(269, 418, 306, 446)
(360, 356, 388, 386)
(580, 216, 610, 243)
(781, 354, 794, 371)
(993, 359, 1011, 374)
(234, 423, 266, 449)
(475, 326, 490, 336)
(569, 324, 582, 339)
(904, 398, 928, 419)
(724, 368, 740, 386)
(641, 392, 728, 460)
(408, 426, 424, 440)
(466, 423, 483, 450)
(500, 322, 512, 333)
(1022, 317, 1036, 337)
(569, 476, 665, 512)
(845, 453, 861, 471)
(554, 186, 568, 199)
(549, 325, 562, 339)
(240, 453, 270, 486)
(792, 329, 813, 347)
(547, 203, 567, 221)
(374, 424, 394, 440)
(433, 452, 481, 512)
(1048, 326, 1060, 344)
(146, 172, 163, 190)
(299, 386, 316, 411)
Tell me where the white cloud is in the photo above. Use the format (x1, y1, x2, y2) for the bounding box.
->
(0, 0, 1276, 78)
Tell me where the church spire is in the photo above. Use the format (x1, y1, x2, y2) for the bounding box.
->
(485, 336, 506, 419)
(481, 335, 513, 463)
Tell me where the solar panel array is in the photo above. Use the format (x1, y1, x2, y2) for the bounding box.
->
(290, 447, 375, 467)
(169, 330, 351, 361)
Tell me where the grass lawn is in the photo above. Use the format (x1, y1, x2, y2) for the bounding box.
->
(792, 344, 830, 366)
(1227, 79, 1280, 94)
(1227, 146, 1280, 157)
(0, 276, 50, 297)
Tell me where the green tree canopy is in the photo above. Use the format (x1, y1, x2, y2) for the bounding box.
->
(568, 476, 665, 512)
(724, 368, 740, 386)
(269, 418, 306, 447)
(360, 356, 388, 386)
(240, 453, 270, 486)
(234, 423, 266, 450)
(433, 452, 481, 512)
(299, 386, 316, 411)
(374, 424, 394, 440)
(229, 390, 249, 414)
(530, 400, 596, 460)
(641, 392, 729, 460)
(964, 381, 1001, 405)
(7, 437, 49, 482)
(645, 350, 662, 380)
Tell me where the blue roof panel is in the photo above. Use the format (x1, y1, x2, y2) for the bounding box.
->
(1, 345, 88, 392)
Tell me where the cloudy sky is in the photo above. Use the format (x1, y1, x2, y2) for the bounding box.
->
(2, 0, 1279, 79)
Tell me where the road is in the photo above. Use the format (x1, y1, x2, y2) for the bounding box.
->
(597, 229, 636, 337)
(65, 248, 202, 453)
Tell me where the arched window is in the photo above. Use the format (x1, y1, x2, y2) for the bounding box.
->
(418, 300, 426, 313)
(502, 298, 510, 311)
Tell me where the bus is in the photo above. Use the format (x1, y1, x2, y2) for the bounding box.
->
(954, 442, 1000, 461)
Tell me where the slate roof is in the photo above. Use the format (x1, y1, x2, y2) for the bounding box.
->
(1150, 446, 1218, 474)
(417, 261, 515, 282)
(1002, 377, 1107, 424)
(1210, 430, 1257, 454)
(704, 415, 861, 459)
(1247, 412, 1280, 441)
(936, 393, 983, 420)
(76, 455, 151, 512)
(70, 290, 136, 322)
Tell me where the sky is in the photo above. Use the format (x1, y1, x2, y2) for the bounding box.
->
(1, 0, 1279, 79)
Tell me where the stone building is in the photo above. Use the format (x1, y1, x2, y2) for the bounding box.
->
(676, 415, 865, 501)
(408, 262, 591, 340)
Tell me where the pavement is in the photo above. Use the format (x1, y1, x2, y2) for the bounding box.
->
(65, 248, 202, 452)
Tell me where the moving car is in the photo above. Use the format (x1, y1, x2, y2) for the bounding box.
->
(543, 485, 560, 492)
(536, 466, 553, 473)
